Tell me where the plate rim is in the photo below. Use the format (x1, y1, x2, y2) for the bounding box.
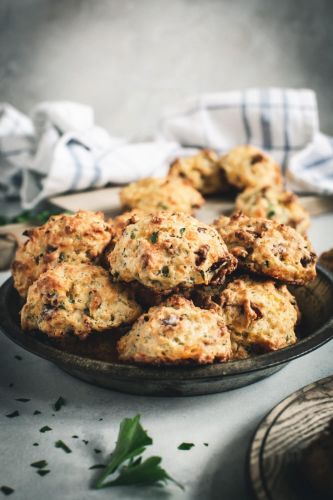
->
(1, 265, 333, 381)
(247, 373, 333, 500)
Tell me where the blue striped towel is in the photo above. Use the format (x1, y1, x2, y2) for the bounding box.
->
(0, 88, 332, 209)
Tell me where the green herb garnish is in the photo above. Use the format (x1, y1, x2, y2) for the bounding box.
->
(6, 411, 19, 418)
(179, 228, 186, 235)
(89, 464, 106, 470)
(30, 460, 48, 469)
(130, 231, 136, 240)
(55, 440, 72, 454)
(33, 443, 39, 447)
(37, 470, 50, 477)
(267, 210, 275, 218)
(72, 435, 79, 439)
(53, 396, 66, 412)
(94, 449, 102, 454)
(33, 410, 41, 415)
(150, 231, 159, 244)
(82, 440, 89, 445)
(94, 415, 182, 490)
(39, 426, 52, 433)
(15, 398, 30, 403)
(0, 486, 14, 496)
(178, 443, 194, 450)
(14, 355, 22, 361)
(203, 443, 209, 447)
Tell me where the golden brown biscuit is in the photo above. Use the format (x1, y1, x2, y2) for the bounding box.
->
(111, 209, 145, 242)
(235, 186, 310, 234)
(219, 275, 299, 359)
(21, 263, 141, 339)
(108, 212, 237, 293)
(119, 176, 204, 214)
(219, 145, 283, 190)
(319, 248, 333, 273)
(12, 211, 112, 297)
(169, 149, 230, 195)
(213, 212, 317, 285)
(117, 295, 231, 365)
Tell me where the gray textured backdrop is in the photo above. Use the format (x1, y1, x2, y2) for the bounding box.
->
(1, 0, 333, 137)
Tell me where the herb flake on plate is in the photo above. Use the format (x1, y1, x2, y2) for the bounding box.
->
(178, 442, 194, 450)
(37, 470, 50, 477)
(15, 398, 30, 403)
(39, 426, 52, 433)
(89, 464, 106, 470)
(55, 440, 72, 454)
(53, 396, 66, 412)
(0, 486, 14, 496)
(33, 410, 41, 416)
(6, 410, 19, 418)
(30, 460, 48, 469)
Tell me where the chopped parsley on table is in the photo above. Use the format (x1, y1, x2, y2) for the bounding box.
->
(39, 426, 52, 433)
(55, 440, 72, 454)
(53, 396, 66, 412)
(178, 442, 195, 450)
(150, 231, 159, 244)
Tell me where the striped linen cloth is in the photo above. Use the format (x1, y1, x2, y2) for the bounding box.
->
(0, 88, 332, 209)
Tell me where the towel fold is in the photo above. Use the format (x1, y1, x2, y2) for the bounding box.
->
(1, 88, 332, 209)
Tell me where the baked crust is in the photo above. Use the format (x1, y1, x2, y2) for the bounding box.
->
(213, 212, 317, 285)
(107, 211, 237, 292)
(219, 145, 283, 190)
(21, 263, 141, 339)
(235, 186, 310, 234)
(117, 295, 231, 365)
(169, 149, 230, 195)
(219, 275, 299, 359)
(119, 176, 204, 214)
(12, 211, 112, 297)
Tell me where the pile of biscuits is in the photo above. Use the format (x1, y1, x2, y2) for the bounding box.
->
(12, 145, 318, 365)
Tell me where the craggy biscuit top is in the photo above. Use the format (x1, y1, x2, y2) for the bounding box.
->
(111, 209, 145, 242)
(119, 176, 204, 214)
(12, 210, 112, 297)
(213, 212, 317, 285)
(220, 145, 283, 190)
(107, 212, 237, 292)
(21, 263, 142, 339)
(117, 295, 231, 364)
(219, 275, 299, 359)
(235, 186, 310, 234)
(168, 149, 230, 195)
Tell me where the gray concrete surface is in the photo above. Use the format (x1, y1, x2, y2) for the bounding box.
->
(1, 0, 333, 138)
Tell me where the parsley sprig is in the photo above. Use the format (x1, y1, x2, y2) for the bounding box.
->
(94, 415, 182, 490)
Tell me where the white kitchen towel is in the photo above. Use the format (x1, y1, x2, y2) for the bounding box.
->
(1, 88, 333, 209)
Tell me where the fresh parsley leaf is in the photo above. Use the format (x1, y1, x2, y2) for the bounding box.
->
(267, 210, 275, 218)
(53, 396, 66, 412)
(55, 440, 72, 454)
(0, 486, 14, 496)
(178, 442, 194, 450)
(39, 426, 52, 433)
(94, 448, 101, 454)
(203, 443, 209, 447)
(33, 443, 39, 447)
(30, 460, 48, 469)
(37, 470, 50, 477)
(15, 398, 30, 403)
(82, 440, 89, 445)
(101, 456, 183, 489)
(33, 410, 41, 415)
(179, 227, 186, 235)
(14, 355, 22, 361)
(6, 411, 19, 418)
(150, 232, 159, 244)
(72, 435, 79, 439)
(94, 415, 182, 490)
(89, 464, 106, 470)
(94, 414, 152, 489)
